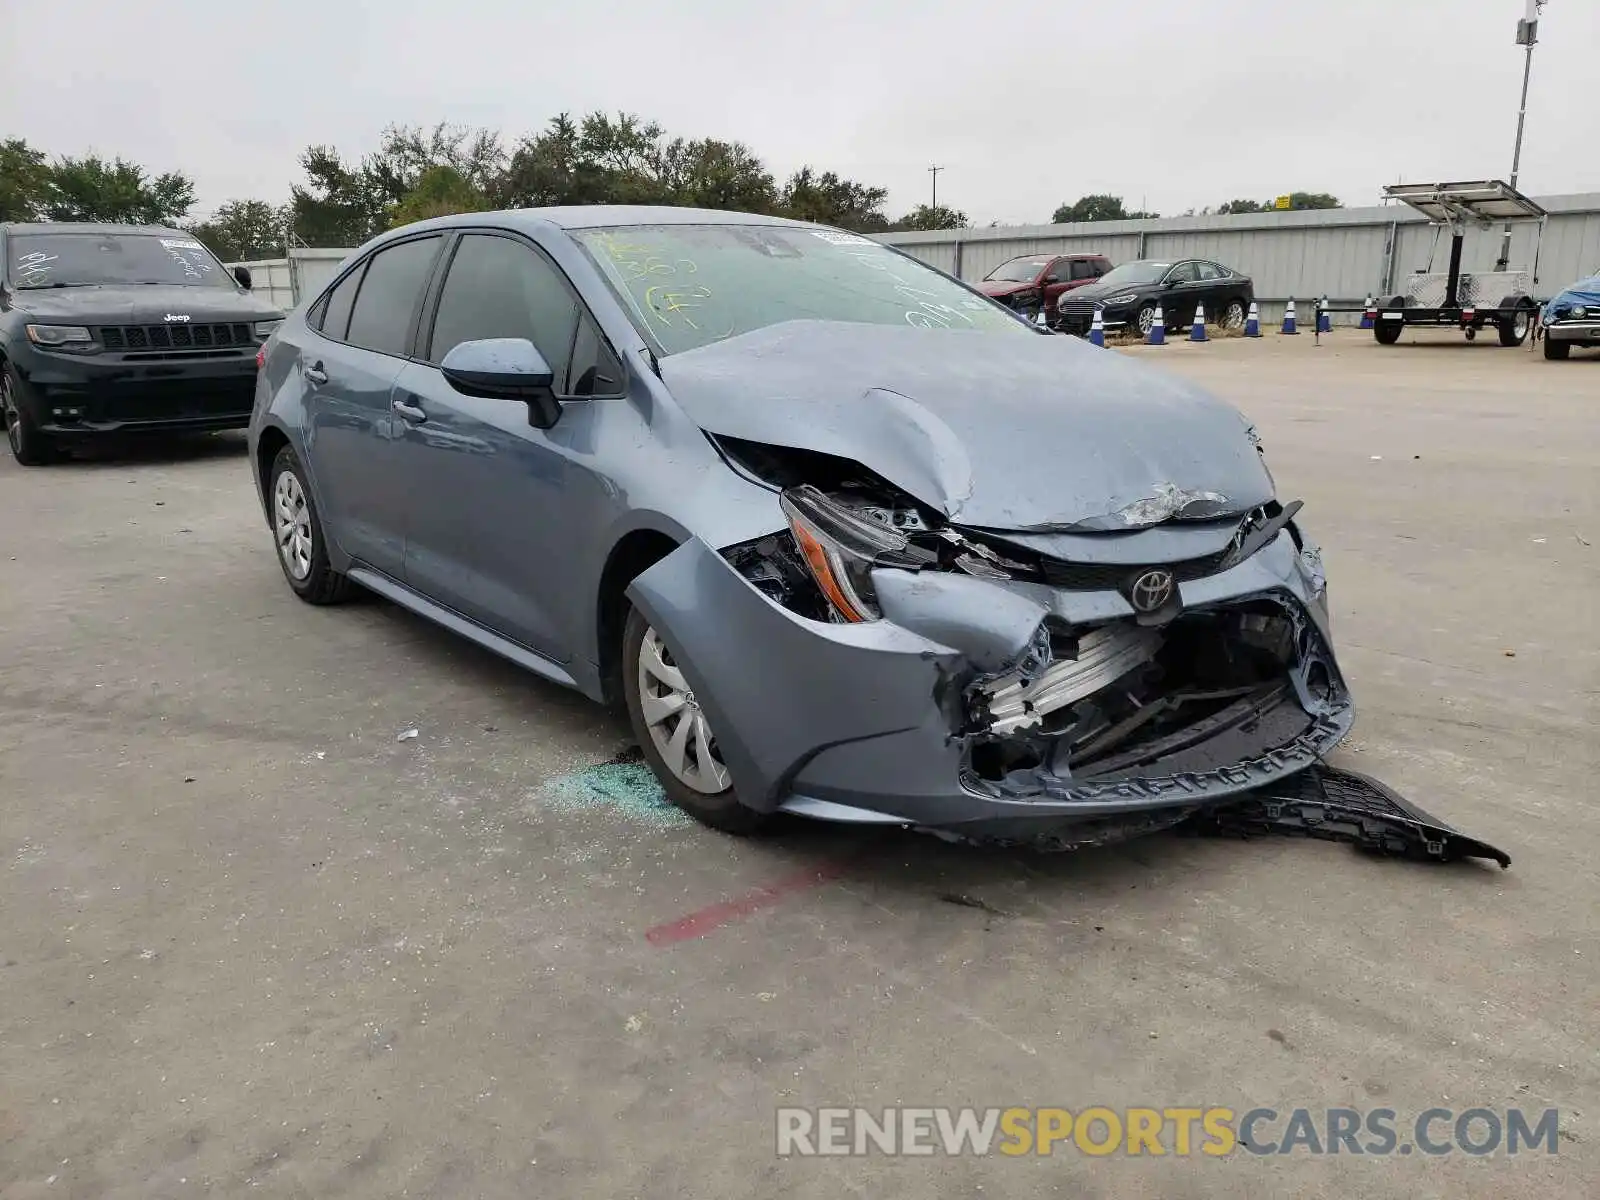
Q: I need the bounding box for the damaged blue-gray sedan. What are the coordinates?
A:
[249,207,1349,839]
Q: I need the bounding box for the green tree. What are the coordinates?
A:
[1051,194,1158,223]
[655,137,777,213]
[387,165,489,228]
[188,199,290,261]
[1217,198,1268,214]
[290,145,382,247]
[41,154,194,225]
[0,139,50,222]
[893,203,967,231]
[1284,191,1341,210]
[777,167,888,230]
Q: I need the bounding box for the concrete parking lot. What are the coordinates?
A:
[2,331,1595,1199]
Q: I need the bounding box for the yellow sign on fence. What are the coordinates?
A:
[1274,195,1293,210]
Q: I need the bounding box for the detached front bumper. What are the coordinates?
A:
[627,529,1352,836]
[13,347,257,435]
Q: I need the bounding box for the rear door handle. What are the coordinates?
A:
[304,362,328,385]
[392,397,427,424]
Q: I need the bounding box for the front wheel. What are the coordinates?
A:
[2,363,59,466]
[622,607,767,834]
[1544,335,1570,360]
[1135,303,1159,338]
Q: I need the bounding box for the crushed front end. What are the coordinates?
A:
[626,449,1351,839]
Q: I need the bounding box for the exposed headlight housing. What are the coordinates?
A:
[25,324,96,349]
[253,319,284,339]
[780,485,933,622]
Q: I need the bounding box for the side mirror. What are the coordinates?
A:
[440,337,562,429]
[233,265,253,290]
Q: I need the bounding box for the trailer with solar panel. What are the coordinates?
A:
[1373,180,1545,347]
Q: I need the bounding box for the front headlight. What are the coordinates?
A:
[1571,305,1589,320]
[780,485,930,623]
[25,324,95,348]
[253,319,284,339]
[1102,293,1139,306]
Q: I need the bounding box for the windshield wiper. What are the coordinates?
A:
[15,281,102,290]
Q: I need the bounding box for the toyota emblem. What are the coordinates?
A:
[1128,569,1176,613]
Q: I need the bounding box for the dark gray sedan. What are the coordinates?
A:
[249,207,1348,837]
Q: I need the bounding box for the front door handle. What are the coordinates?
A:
[392,398,427,424]
[304,361,328,385]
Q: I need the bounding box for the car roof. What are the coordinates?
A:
[401,205,823,235]
[1,222,193,238]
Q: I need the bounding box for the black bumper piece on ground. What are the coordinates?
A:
[1185,764,1511,868]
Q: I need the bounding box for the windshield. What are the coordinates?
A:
[984,256,1050,283]
[575,224,1026,354]
[7,233,236,290]
[1094,261,1170,288]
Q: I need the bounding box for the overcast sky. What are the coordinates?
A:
[3,0,1594,225]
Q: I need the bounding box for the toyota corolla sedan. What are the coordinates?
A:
[249,207,1347,838]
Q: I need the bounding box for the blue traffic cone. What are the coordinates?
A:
[1316,297,1332,334]
[1088,306,1105,347]
[1147,304,1165,345]
[1189,302,1208,342]
[1281,299,1299,335]
[1359,295,1375,329]
[1244,300,1262,337]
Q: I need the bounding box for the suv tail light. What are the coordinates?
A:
[255,346,266,370]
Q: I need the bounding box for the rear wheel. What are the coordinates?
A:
[622,607,767,834]
[268,444,354,604]
[2,363,59,466]
[1544,335,1570,360]
[1374,320,1403,345]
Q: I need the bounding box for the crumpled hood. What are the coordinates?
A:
[1543,274,1600,318]
[658,320,1275,532]
[9,283,281,324]
[977,279,1034,297]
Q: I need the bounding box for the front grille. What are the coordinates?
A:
[1036,547,1235,591]
[99,323,253,353]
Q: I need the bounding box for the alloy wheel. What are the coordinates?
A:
[1137,306,1156,336]
[637,625,730,794]
[1223,300,1247,330]
[2,374,19,456]
[273,469,314,581]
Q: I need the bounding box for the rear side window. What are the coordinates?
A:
[1071,260,1099,280]
[427,233,578,387]
[345,236,441,356]
[1196,262,1224,281]
[316,264,365,340]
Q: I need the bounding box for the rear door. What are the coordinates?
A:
[300,234,443,577]
[1194,260,1229,316]
[391,230,627,659]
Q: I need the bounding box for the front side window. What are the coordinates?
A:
[577,224,1026,355]
[344,236,441,356]
[8,233,235,289]
[1165,262,1200,284]
[428,234,578,386]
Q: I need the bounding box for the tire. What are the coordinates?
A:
[1135,303,1159,338]
[1544,336,1570,360]
[1497,299,1533,347]
[621,606,768,835]
[1374,320,1402,345]
[1220,298,1248,331]
[2,362,60,466]
[267,444,354,604]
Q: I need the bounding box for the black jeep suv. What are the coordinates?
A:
[0,223,285,465]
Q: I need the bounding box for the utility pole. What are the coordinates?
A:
[929,165,943,216]
[1498,0,1545,269]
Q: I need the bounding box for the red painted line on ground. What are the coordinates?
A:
[644,860,846,946]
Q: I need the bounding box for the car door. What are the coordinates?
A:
[300,234,443,577]
[1194,260,1229,317]
[390,230,626,660]
[1039,258,1069,307]
[1162,261,1203,324]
